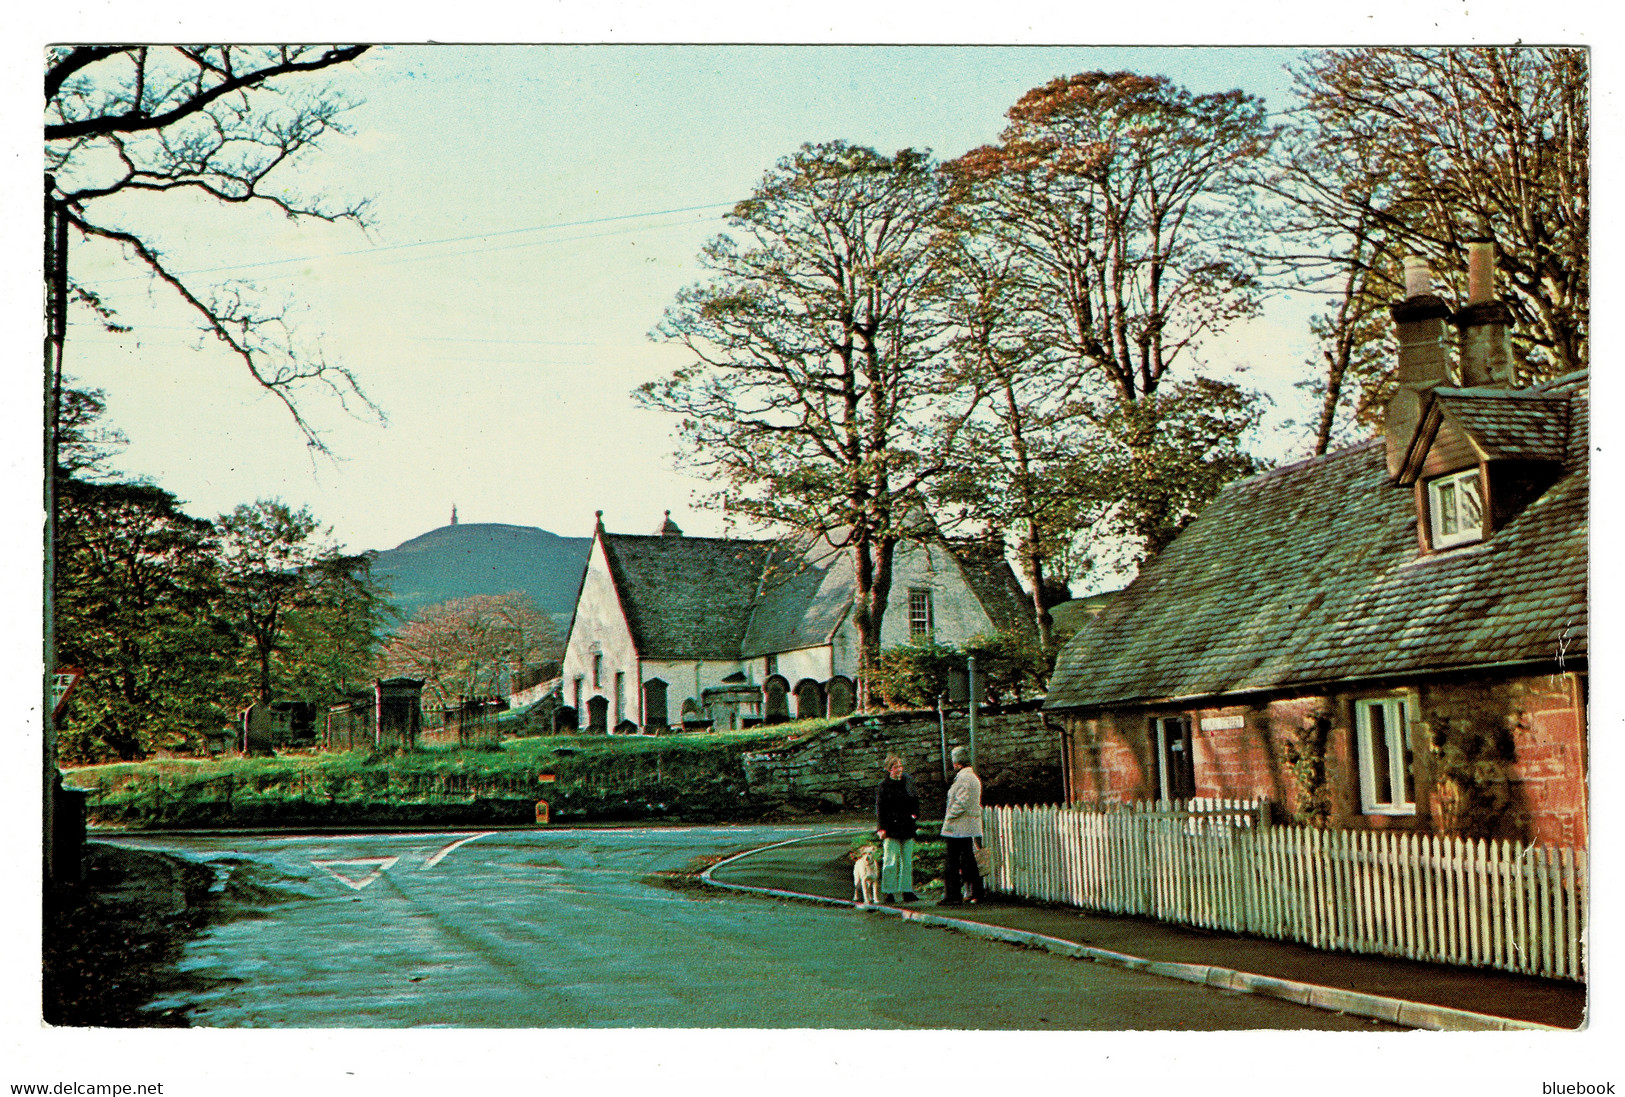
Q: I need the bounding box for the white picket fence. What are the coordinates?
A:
[981,800,1587,982]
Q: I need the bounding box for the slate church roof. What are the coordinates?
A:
[599,534,777,661]
[1045,372,1588,712]
[596,528,1034,663]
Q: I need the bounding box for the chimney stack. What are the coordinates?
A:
[1453,236,1515,388]
[1383,257,1453,478]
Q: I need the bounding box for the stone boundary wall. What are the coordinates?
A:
[742,704,1066,817]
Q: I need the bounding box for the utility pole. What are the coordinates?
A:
[43,175,67,888]
[967,653,978,769]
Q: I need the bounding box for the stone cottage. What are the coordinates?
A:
[560,511,1032,732]
[1045,244,1588,848]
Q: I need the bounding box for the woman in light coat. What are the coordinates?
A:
[939,745,984,905]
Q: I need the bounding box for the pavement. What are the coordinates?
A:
[705,827,1588,1032]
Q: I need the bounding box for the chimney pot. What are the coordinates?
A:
[1453,235,1515,388]
[1467,240,1496,304]
[1403,256,1434,298]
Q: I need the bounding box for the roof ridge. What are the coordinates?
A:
[1240,437,1383,488]
[602,531,775,548]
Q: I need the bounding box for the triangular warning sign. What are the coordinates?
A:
[311,856,400,890]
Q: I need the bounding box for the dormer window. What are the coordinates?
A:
[1427,467,1484,549]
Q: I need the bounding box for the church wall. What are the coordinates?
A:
[767,646,833,687]
[642,658,748,722]
[877,541,997,649]
[560,537,640,730]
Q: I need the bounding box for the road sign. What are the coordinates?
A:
[51,667,84,718]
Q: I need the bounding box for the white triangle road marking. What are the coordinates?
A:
[311,856,400,890]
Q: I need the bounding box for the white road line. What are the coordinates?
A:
[423,831,495,869]
[311,856,400,890]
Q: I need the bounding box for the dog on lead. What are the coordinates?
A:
[852,844,882,905]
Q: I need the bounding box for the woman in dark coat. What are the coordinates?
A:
[875,754,920,903]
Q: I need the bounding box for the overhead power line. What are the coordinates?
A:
[77,199,739,284]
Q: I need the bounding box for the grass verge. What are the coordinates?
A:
[67,720,847,830]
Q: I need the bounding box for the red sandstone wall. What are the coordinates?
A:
[1061,671,1587,847]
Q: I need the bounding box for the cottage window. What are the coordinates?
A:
[572,676,583,717]
[592,652,603,690]
[909,589,934,639]
[1355,698,1415,815]
[765,653,779,677]
[1427,467,1484,549]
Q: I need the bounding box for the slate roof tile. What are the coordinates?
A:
[1046,377,1588,711]
[602,530,1035,662]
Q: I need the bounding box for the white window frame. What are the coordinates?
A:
[908,588,934,640]
[1427,467,1485,549]
[1355,697,1416,816]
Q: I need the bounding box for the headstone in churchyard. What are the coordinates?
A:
[242,701,275,755]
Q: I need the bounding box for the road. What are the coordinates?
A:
[111,826,1393,1029]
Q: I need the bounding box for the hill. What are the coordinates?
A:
[368,522,591,624]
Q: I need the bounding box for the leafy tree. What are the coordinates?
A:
[928,216,1098,650]
[45,45,378,452]
[55,479,236,761]
[1091,378,1265,557]
[948,72,1277,408]
[54,383,128,479]
[378,593,561,713]
[940,72,1274,566]
[643,142,969,707]
[277,551,393,707]
[1270,46,1588,435]
[214,499,382,706]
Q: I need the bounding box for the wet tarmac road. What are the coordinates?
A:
[111,826,1395,1029]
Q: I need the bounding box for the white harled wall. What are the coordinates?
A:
[560,536,639,729]
[641,658,750,722]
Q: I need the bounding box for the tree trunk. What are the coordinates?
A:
[1024,524,1053,653]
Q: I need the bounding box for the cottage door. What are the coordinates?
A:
[1153,716,1197,803]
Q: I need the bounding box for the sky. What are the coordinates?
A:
[49,44,1323,556]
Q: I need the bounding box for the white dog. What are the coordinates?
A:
[852,844,882,905]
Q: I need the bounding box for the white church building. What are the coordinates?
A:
[559,511,1033,732]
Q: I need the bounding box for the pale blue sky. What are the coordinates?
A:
[55,45,1320,555]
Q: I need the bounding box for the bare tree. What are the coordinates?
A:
[45,45,380,452]
[1274,47,1588,393]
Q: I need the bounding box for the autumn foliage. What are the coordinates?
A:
[378,593,562,713]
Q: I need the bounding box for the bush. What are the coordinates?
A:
[869,630,1046,709]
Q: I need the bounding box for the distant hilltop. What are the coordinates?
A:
[368,522,592,624]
